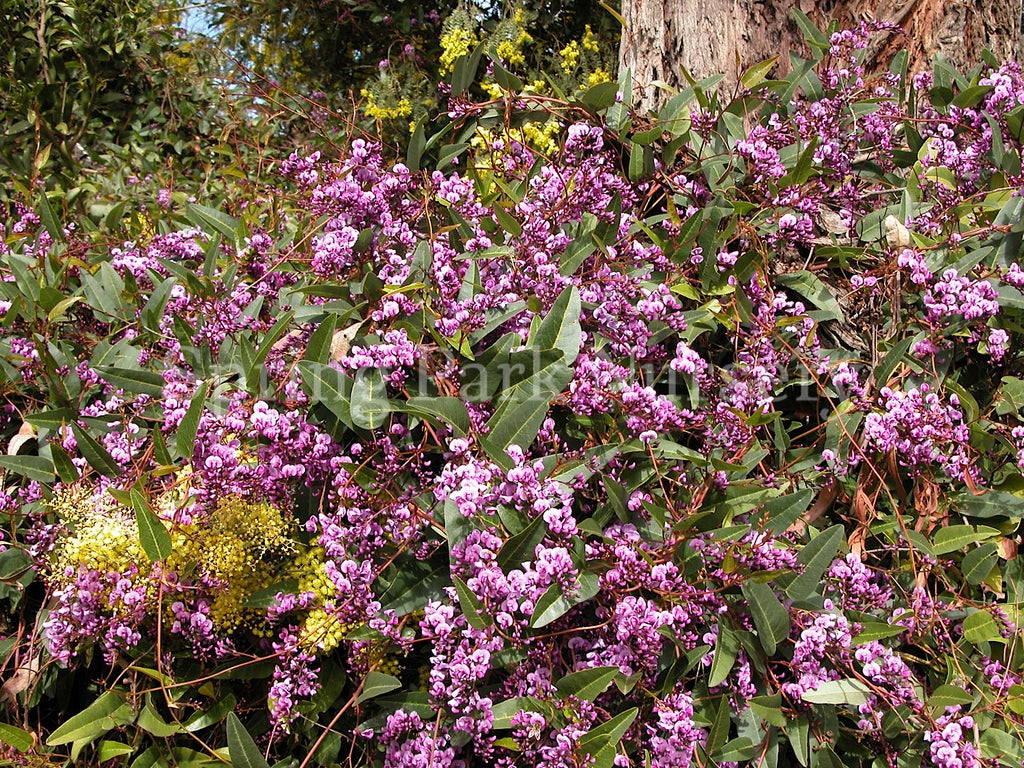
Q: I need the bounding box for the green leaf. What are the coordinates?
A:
[800,678,872,706]
[397,397,470,438]
[529,286,582,365]
[761,489,815,534]
[995,376,1024,416]
[706,694,731,754]
[303,315,339,363]
[48,438,76,481]
[579,81,619,112]
[381,559,448,614]
[186,203,242,244]
[241,580,299,609]
[94,367,166,397]
[852,621,905,645]
[774,270,840,321]
[38,192,65,244]
[350,367,391,430]
[786,525,844,600]
[97,740,134,762]
[47,295,83,323]
[489,57,523,92]
[962,609,1002,644]
[0,548,31,580]
[927,684,974,710]
[577,708,638,768]
[530,571,599,628]
[25,408,75,431]
[138,698,183,737]
[962,542,999,585]
[183,693,237,732]
[482,353,572,467]
[407,120,427,172]
[297,361,354,427]
[872,336,914,389]
[740,57,779,89]
[791,8,829,50]
[246,310,295,392]
[715,737,757,763]
[741,580,791,655]
[175,381,209,460]
[454,576,489,630]
[497,514,547,571]
[932,525,985,555]
[981,726,1024,766]
[356,671,402,705]
[0,455,54,482]
[778,137,820,187]
[0,724,34,752]
[142,277,178,333]
[708,621,739,687]
[749,693,787,727]
[131,488,172,561]
[553,666,619,702]
[71,423,121,477]
[787,714,811,767]
[957,490,1024,519]
[47,691,136,746]
[225,712,270,768]
[490,697,545,729]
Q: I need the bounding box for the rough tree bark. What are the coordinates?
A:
[619,0,1024,112]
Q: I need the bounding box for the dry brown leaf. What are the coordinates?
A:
[884,214,911,248]
[998,538,1018,560]
[330,321,364,362]
[7,422,36,456]
[0,654,39,703]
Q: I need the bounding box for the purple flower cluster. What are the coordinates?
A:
[861,384,973,480]
[924,708,980,768]
[45,565,147,665]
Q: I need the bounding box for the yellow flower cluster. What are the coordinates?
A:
[587,69,612,86]
[582,25,601,53]
[439,27,478,74]
[493,8,533,68]
[361,90,413,121]
[173,496,294,633]
[522,121,563,155]
[559,41,581,73]
[288,547,354,653]
[47,487,146,582]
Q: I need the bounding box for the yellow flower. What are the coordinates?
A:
[559,41,580,73]
[47,487,146,582]
[587,68,612,86]
[440,28,478,74]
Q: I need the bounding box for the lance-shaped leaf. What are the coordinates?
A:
[553,666,619,702]
[350,367,391,430]
[577,708,638,768]
[175,381,209,461]
[225,712,270,768]
[741,579,791,655]
[71,423,120,477]
[356,671,402,705]
[297,361,354,428]
[529,286,582,365]
[786,525,844,601]
[482,351,571,467]
[131,487,172,561]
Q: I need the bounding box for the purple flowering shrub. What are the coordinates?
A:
[4,19,1024,768]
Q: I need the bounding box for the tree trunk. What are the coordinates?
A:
[619,0,1024,113]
